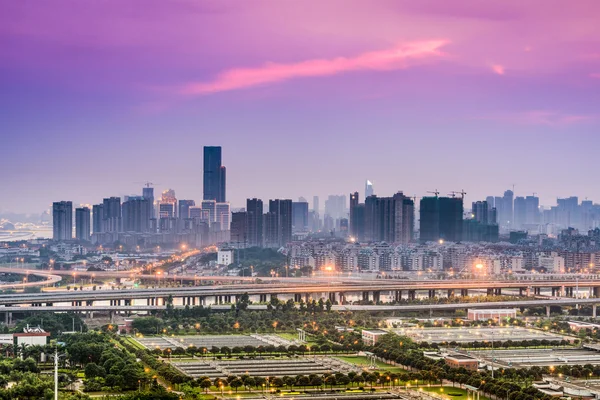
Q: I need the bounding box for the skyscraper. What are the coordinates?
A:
[122,196,151,232]
[419,197,440,242]
[231,211,247,246]
[215,202,231,230]
[365,180,374,198]
[291,201,309,233]
[525,195,540,225]
[313,196,320,214]
[92,204,104,234]
[142,185,154,219]
[102,197,122,232]
[75,207,90,241]
[265,199,292,248]
[502,190,514,228]
[201,200,217,224]
[513,196,526,229]
[178,200,195,220]
[53,201,73,241]
[472,201,489,224]
[438,197,463,242]
[246,198,263,247]
[203,146,226,202]
[362,192,413,243]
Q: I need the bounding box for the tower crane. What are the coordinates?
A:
[427,189,440,197]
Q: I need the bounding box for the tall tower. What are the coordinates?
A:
[52,201,73,241]
[142,184,155,219]
[365,180,374,198]
[246,198,264,247]
[203,146,226,202]
[75,207,91,241]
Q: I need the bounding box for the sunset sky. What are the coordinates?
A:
[2,1,599,214]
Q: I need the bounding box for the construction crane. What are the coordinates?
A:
[427,189,440,197]
[134,181,157,188]
[450,190,467,199]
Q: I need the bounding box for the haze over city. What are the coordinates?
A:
[2,1,600,215]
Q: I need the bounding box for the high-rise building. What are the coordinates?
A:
[291,201,309,233]
[439,197,463,242]
[365,180,374,198]
[265,199,292,248]
[52,201,73,241]
[513,196,526,229]
[325,195,347,220]
[201,200,217,224]
[102,197,122,232]
[362,192,413,243]
[502,190,514,228]
[92,204,104,234]
[178,200,195,220]
[472,201,489,224]
[203,146,226,202]
[246,198,263,247]
[419,197,440,242]
[230,211,247,246]
[159,203,175,218]
[75,207,90,241]
[419,196,463,242]
[525,195,540,225]
[142,185,155,219]
[215,202,231,230]
[122,196,151,232]
[313,196,320,214]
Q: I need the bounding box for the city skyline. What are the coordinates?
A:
[2,1,600,214]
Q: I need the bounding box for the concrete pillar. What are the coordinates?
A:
[408,290,416,301]
[339,292,346,304]
[593,304,597,319]
[546,305,551,318]
[429,290,436,299]
[461,289,469,297]
[109,311,114,323]
[373,291,380,303]
[328,292,336,303]
[362,291,370,302]
[494,288,502,296]
[486,288,494,296]
[594,287,600,298]
[395,290,402,302]
[294,293,302,302]
[447,289,455,298]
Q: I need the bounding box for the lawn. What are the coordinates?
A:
[334,356,405,373]
[420,386,490,400]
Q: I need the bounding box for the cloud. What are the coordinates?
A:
[591,73,600,78]
[476,110,595,126]
[178,40,448,95]
[491,64,505,75]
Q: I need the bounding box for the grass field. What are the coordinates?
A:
[420,386,490,400]
[334,356,405,373]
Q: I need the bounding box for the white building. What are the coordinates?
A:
[14,326,50,347]
[217,249,234,266]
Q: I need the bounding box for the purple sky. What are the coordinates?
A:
[2,0,600,214]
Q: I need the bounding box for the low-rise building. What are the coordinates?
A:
[444,354,479,371]
[467,308,517,321]
[361,329,388,345]
[14,326,50,347]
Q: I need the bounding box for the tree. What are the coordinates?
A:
[200,378,212,393]
[230,378,244,392]
[84,363,106,379]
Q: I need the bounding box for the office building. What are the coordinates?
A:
[75,207,90,241]
[122,196,151,232]
[178,200,195,220]
[203,146,226,202]
[525,195,540,225]
[52,201,73,241]
[502,190,514,228]
[472,201,489,224]
[201,200,217,224]
[102,197,122,232]
[160,189,177,218]
[215,202,231,230]
[313,196,320,214]
[265,199,292,248]
[292,201,309,233]
[362,192,413,243]
[246,198,263,247]
[419,197,440,242]
[92,204,104,234]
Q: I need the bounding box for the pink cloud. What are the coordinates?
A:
[491,64,505,75]
[591,73,600,78]
[178,40,448,95]
[476,110,595,126]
